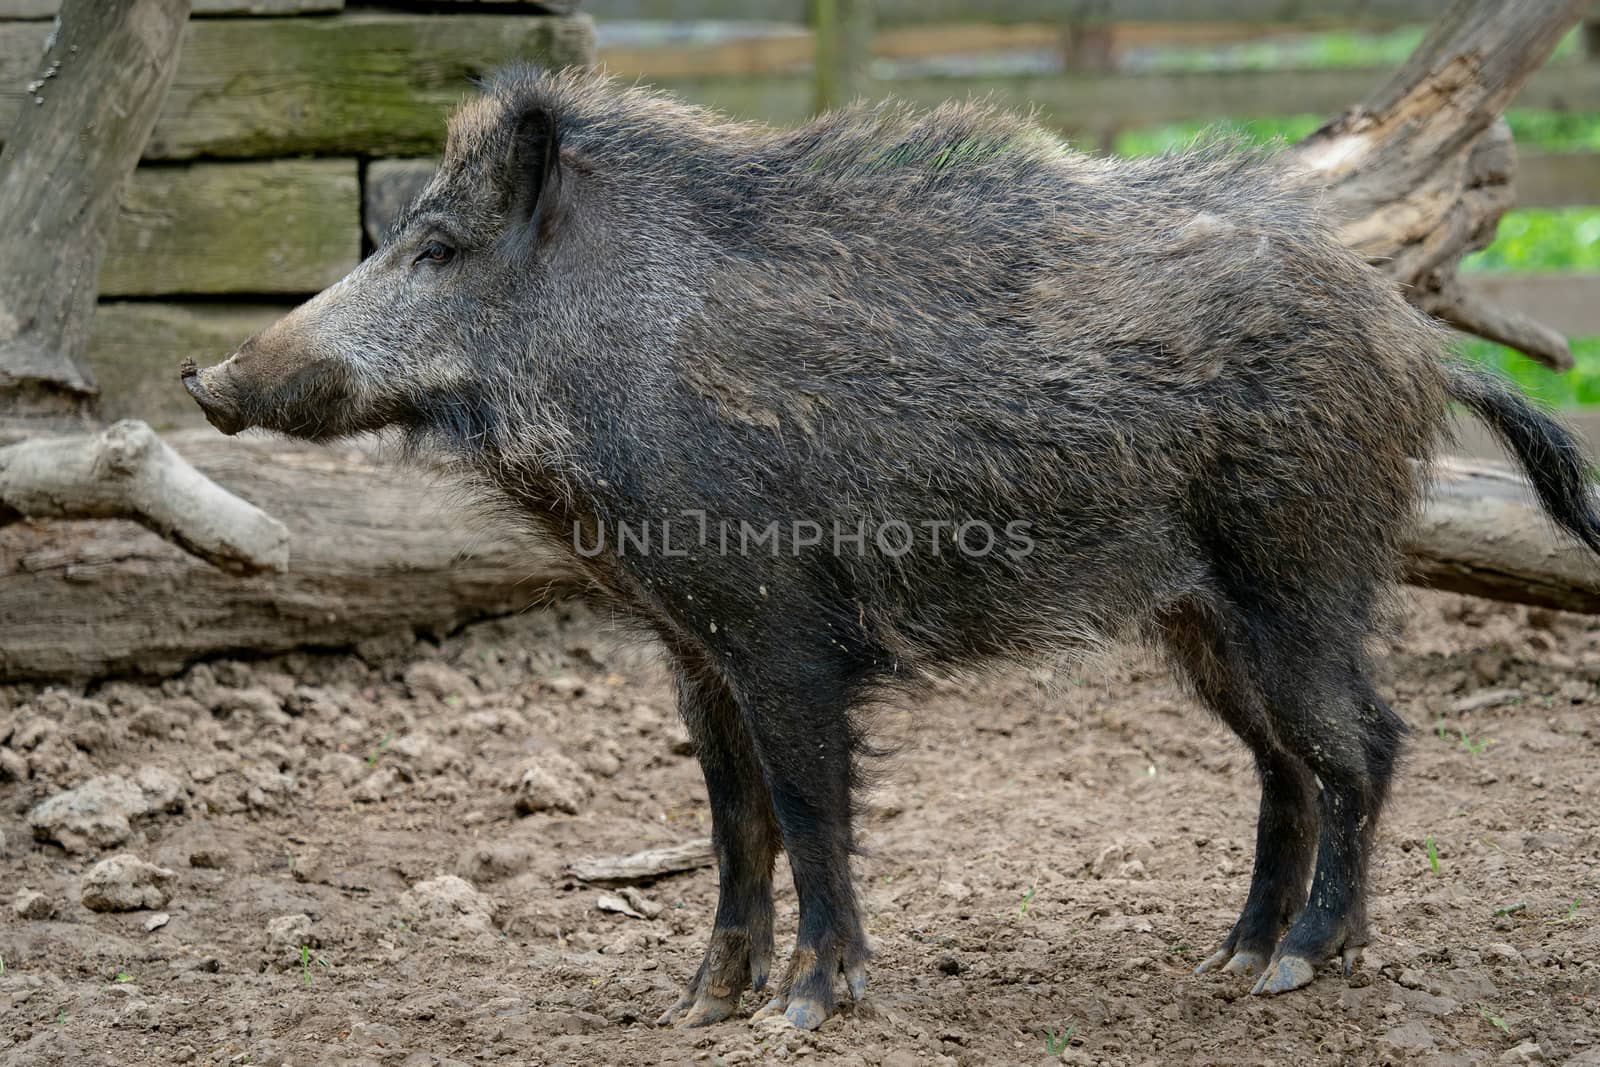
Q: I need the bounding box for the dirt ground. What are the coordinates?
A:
[2,588,1598,1066]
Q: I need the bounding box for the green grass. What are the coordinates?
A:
[1043,1022,1078,1055]
[1457,728,1496,756]
[364,730,395,767]
[1113,112,1600,159]
[1135,24,1584,76]
[1549,897,1584,925]
[300,945,329,988]
[1479,1006,1512,1036]
[1137,25,1429,74]
[1018,885,1036,917]
[1505,110,1600,153]
[1458,337,1600,408]
[1463,208,1600,273]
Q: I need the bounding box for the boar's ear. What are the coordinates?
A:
[506,105,562,238]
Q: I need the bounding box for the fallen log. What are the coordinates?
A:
[1,435,1596,682]
[1407,457,1600,614]
[0,431,576,682]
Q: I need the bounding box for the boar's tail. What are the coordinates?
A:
[1444,363,1600,556]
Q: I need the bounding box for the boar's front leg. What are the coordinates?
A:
[740,659,870,1031]
[658,657,780,1028]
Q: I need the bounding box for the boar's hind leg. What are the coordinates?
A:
[657,658,781,1028]
[1158,603,1320,981]
[1163,593,1405,995]
[1252,664,1404,996]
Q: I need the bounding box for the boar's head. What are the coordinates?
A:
[181,75,575,444]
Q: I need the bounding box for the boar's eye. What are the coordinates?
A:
[412,240,455,267]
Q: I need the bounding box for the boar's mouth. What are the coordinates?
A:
[182,354,381,441]
[180,358,249,436]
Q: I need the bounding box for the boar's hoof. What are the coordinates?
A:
[749,996,786,1023]
[658,925,771,1028]
[751,995,828,1032]
[662,992,740,1029]
[1194,944,1268,977]
[1249,954,1317,995]
[1221,950,1269,977]
[845,960,867,1002]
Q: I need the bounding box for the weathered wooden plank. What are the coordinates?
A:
[1461,274,1600,339]
[1517,151,1600,208]
[103,160,359,297]
[386,0,581,10]
[365,159,438,245]
[638,62,1600,130]
[87,302,287,429]
[599,31,812,80]
[585,0,1598,26]
[0,14,596,160]
[0,0,342,14]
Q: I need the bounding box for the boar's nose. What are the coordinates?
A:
[179,357,248,436]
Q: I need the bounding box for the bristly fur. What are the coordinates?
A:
[438,68,1454,671]
[191,65,1600,1024]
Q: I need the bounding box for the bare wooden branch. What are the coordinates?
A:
[1425,283,1574,372]
[0,0,191,427]
[0,421,288,575]
[1284,0,1586,366]
[565,840,717,885]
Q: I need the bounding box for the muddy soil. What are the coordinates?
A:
[2,590,1598,1066]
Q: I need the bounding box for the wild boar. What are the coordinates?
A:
[182,67,1600,1030]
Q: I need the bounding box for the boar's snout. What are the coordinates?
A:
[180,356,249,436]
[181,316,358,440]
